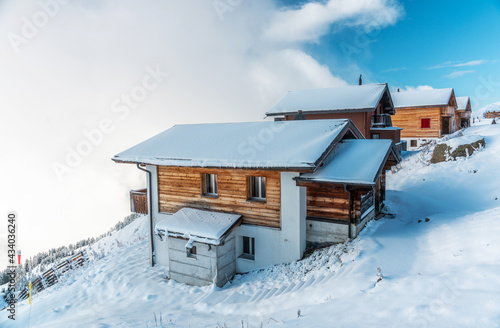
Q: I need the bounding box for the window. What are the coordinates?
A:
[410,140,418,148]
[186,246,197,258]
[240,236,255,260]
[249,176,266,200]
[371,133,380,139]
[421,118,431,129]
[203,173,218,196]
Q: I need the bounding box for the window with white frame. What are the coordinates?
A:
[249,176,266,200]
[203,173,218,196]
[240,236,255,260]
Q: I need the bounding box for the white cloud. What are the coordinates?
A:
[444,70,475,79]
[264,0,402,43]
[392,85,434,92]
[428,60,488,69]
[382,67,406,72]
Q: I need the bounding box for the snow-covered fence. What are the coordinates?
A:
[16,251,88,302]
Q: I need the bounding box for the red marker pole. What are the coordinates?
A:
[17,250,21,266]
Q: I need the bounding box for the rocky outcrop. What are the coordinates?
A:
[431,137,485,164]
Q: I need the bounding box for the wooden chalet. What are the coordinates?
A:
[113,119,400,287]
[456,96,472,129]
[265,83,403,152]
[484,111,500,119]
[391,88,458,149]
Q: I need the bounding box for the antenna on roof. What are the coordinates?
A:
[359,74,362,85]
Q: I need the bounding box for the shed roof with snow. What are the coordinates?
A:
[295,139,398,186]
[155,208,242,246]
[265,83,394,116]
[456,96,471,111]
[391,88,456,109]
[113,120,363,171]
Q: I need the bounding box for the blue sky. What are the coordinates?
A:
[304,0,500,110]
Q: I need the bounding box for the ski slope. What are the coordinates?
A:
[2,122,500,327]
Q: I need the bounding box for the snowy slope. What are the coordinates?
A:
[2,124,500,327]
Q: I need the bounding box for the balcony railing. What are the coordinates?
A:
[371,114,392,128]
[130,188,148,214]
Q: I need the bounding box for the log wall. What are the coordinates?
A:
[157,166,281,228]
[305,184,350,221]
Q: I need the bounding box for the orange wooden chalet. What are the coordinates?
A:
[391,88,458,150]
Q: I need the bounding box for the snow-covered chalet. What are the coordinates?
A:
[113,119,400,287]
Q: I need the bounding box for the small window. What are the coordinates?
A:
[372,133,380,139]
[203,173,218,196]
[240,236,255,260]
[249,176,266,200]
[187,246,197,258]
[410,140,418,148]
[421,118,431,129]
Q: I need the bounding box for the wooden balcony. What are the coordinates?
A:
[441,106,455,117]
[371,114,393,128]
[130,188,148,214]
[458,111,471,119]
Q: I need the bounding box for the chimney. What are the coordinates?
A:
[359,74,362,85]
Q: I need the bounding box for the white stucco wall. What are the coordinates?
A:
[235,172,306,273]
[402,137,438,151]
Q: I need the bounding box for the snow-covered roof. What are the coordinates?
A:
[296,139,394,186]
[456,96,471,111]
[155,208,242,245]
[113,120,360,170]
[391,88,454,108]
[266,83,390,116]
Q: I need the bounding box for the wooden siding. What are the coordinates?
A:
[392,107,442,138]
[130,188,148,214]
[157,166,281,228]
[305,180,384,224]
[285,112,372,138]
[370,128,401,143]
[306,184,350,221]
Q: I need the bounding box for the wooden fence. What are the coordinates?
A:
[16,251,88,302]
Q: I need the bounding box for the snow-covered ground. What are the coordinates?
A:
[2,122,500,327]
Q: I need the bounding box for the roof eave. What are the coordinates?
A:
[112,157,316,173]
[265,107,376,117]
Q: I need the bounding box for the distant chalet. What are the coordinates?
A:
[265,83,403,152]
[113,119,400,287]
[391,88,459,149]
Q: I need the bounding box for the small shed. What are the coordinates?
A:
[155,208,242,287]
